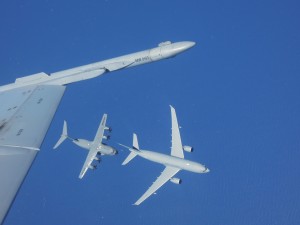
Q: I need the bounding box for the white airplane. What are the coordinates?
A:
[53,114,117,179]
[0,40,195,223]
[120,106,209,205]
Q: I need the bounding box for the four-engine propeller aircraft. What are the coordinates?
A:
[0,40,195,223]
[120,106,209,205]
[53,114,117,179]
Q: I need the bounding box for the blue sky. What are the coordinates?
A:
[1,0,300,224]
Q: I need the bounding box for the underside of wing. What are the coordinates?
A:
[170,106,184,158]
[79,147,99,179]
[0,85,66,223]
[134,166,180,205]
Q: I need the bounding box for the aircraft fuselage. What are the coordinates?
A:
[137,149,209,173]
[72,138,117,155]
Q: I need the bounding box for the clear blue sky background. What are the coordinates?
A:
[1,0,300,224]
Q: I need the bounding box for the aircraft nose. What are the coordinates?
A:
[161,41,196,58]
[183,41,196,49]
[172,41,196,54]
[204,167,210,173]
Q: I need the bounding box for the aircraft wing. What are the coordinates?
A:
[78,146,99,179]
[0,85,66,223]
[92,114,107,146]
[134,166,180,205]
[78,114,107,179]
[170,105,184,158]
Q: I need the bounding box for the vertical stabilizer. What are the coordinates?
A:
[53,121,68,149]
[133,133,139,150]
[121,133,140,165]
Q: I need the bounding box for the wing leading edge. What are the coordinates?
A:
[0,85,66,224]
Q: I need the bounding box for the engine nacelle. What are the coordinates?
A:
[103,135,110,140]
[105,126,112,132]
[93,156,100,162]
[170,177,182,184]
[183,145,193,152]
[89,165,97,170]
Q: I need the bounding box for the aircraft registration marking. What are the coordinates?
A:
[135,56,151,63]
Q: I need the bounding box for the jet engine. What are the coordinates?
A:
[103,135,110,140]
[170,177,182,184]
[183,145,193,152]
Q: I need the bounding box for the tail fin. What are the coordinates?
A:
[53,121,68,149]
[120,133,140,165]
[133,133,139,150]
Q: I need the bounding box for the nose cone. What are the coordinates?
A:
[204,167,210,173]
[109,146,118,155]
[111,147,118,155]
[160,41,196,58]
[171,41,196,54]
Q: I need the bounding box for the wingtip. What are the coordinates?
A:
[169,105,175,111]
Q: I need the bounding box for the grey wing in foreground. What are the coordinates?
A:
[134,166,180,205]
[170,105,184,158]
[0,85,66,224]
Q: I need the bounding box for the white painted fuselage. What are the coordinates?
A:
[72,138,117,156]
[136,149,209,173]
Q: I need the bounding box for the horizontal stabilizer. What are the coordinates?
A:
[122,151,137,165]
[53,121,68,149]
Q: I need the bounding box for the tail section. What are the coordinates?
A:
[122,151,138,165]
[120,133,140,165]
[133,133,139,150]
[53,120,68,149]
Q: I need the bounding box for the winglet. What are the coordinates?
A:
[53,120,68,149]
